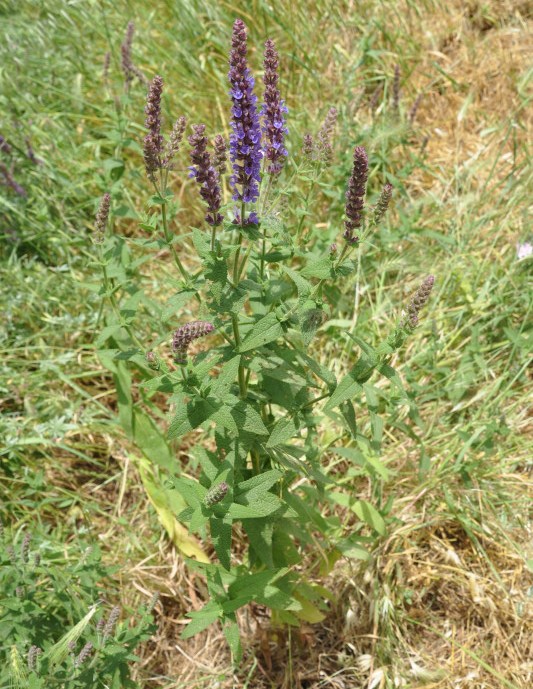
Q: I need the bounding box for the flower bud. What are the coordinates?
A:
[204,482,229,507]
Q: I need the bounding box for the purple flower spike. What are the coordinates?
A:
[143,76,164,180]
[316,107,338,164]
[164,115,187,168]
[403,275,435,329]
[302,133,314,158]
[213,134,228,177]
[172,321,215,365]
[0,135,12,155]
[343,146,368,244]
[121,21,135,88]
[228,19,263,218]
[189,124,223,227]
[0,162,26,198]
[261,39,288,176]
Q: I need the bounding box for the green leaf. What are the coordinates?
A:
[96,323,123,346]
[266,416,299,448]
[181,602,222,639]
[324,371,363,412]
[238,313,284,352]
[298,306,326,347]
[228,568,289,601]
[215,395,268,436]
[331,446,390,480]
[168,397,218,439]
[283,266,311,302]
[171,476,206,508]
[243,519,274,567]
[210,515,233,570]
[352,500,386,535]
[114,361,133,438]
[340,400,357,439]
[162,290,197,323]
[235,469,283,499]
[301,256,333,279]
[132,410,175,471]
[209,355,241,397]
[228,493,283,519]
[336,537,370,561]
[222,617,242,662]
[324,355,377,412]
[140,373,182,394]
[192,227,212,260]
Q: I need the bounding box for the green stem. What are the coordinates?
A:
[100,249,144,352]
[231,200,248,398]
[259,176,274,280]
[295,164,319,243]
[231,314,246,398]
[161,202,189,283]
[251,447,261,475]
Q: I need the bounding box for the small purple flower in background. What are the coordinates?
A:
[172,321,215,364]
[163,115,187,168]
[103,606,120,642]
[228,19,262,220]
[103,51,111,84]
[369,84,383,114]
[213,134,227,177]
[408,93,422,125]
[189,124,223,227]
[261,38,288,176]
[516,242,532,261]
[143,75,164,182]
[25,137,42,165]
[373,183,393,225]
[74,642,93,668]
[0,162,26,197]
[121,21,135,88]
[343,146,368,244]
[94,192,111,243]
[0,134,12,155]
[392,64,401,116]
[316,107,338,164]
[302,133,314,158]
[403,275,435,329]
[27,645,42,671]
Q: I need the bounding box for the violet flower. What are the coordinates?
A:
[373,183,393,225]
[0,135,12,155]
[408,93,422,125]
[189,124,223,227]
[164,115,187,168]
[172,321,215,364]
[343,146,368,244]
[403,275,435,329]
[143,75,164,181]
[228,19,262,221]
[74,642,93,668]
[95,193,111,233]
[0,162,26,197]
[316,107,337,164]
[213,134,227,177]
[121,21,135,88]
[392,64,400,116]
[302,133,314,158]
[261,39,288,176]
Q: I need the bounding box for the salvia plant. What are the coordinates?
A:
[94,19,435,660]
[0,523,156,688]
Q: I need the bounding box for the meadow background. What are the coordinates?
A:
[1,0,531,687]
